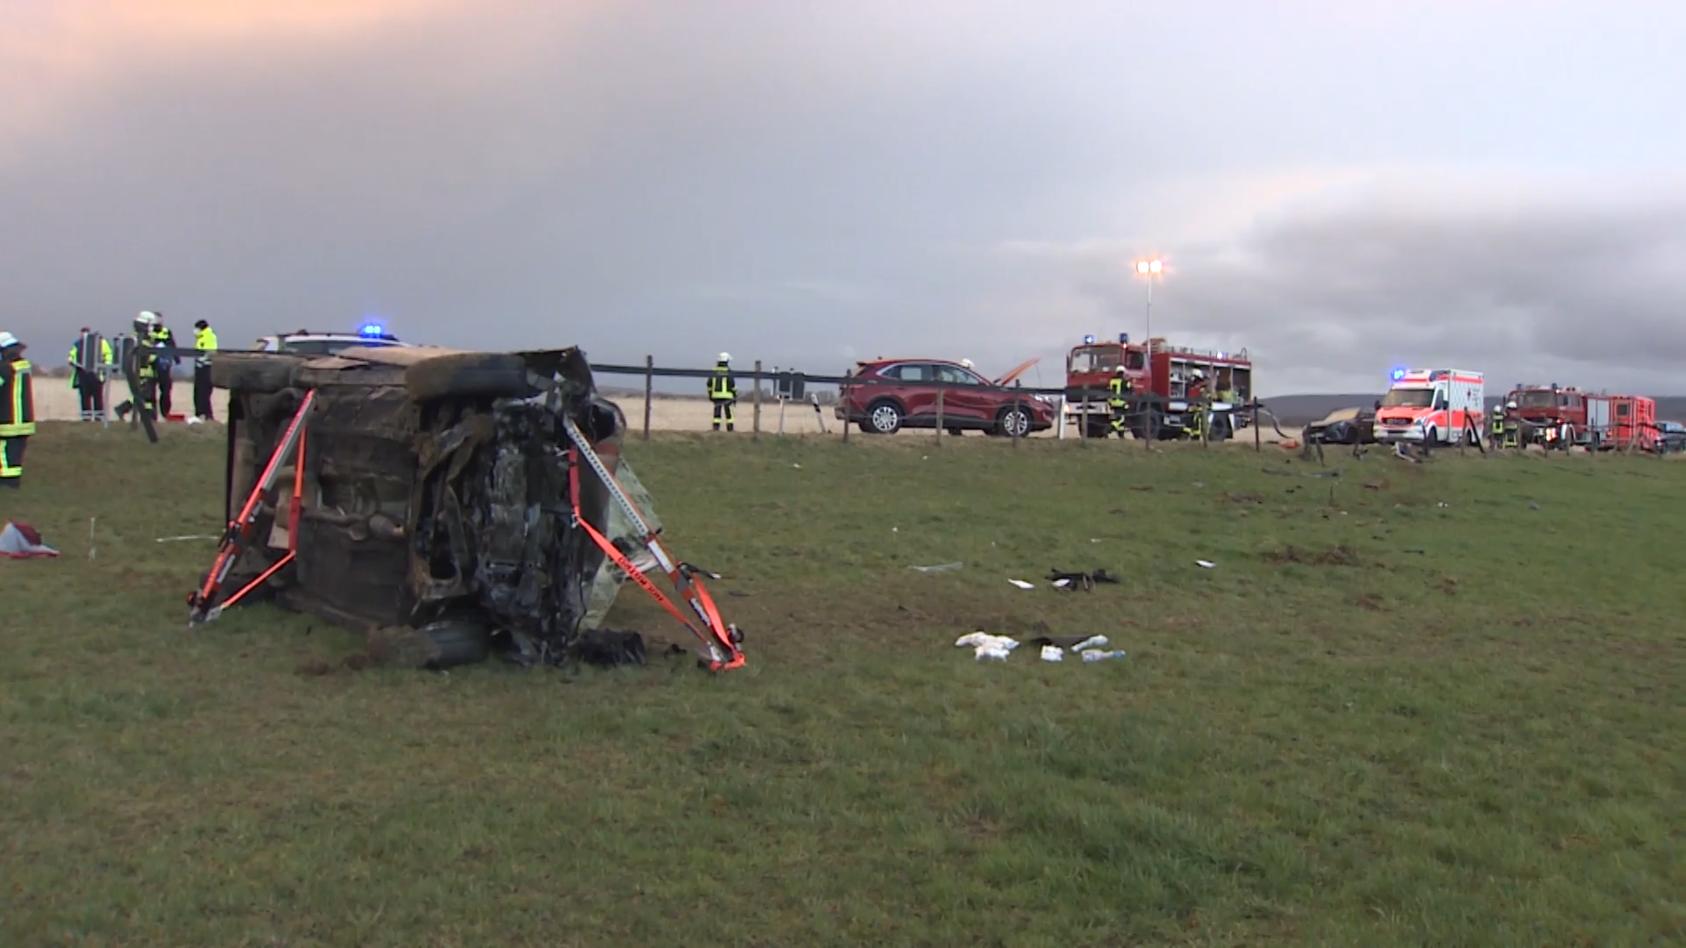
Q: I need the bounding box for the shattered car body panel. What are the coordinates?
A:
[210,346,702,667]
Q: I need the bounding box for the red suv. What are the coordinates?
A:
[837,358,1057,436]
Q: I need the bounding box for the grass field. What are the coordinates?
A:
[3,423,1682,946]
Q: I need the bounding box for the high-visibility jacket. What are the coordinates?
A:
[69,336,114,383]
[194,326,219,366]
[1107,375,1131,408]
[0,359,36,436]
[708,364,737,401]
[1490,416,1505,436]
[148,327,177,368]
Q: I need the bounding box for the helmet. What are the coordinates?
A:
[1191,369,1206,380]
[718,352,731,363]
[1506,401,1518,410]
[1492,405,1503,414]
[1114,365,1128,374]
[135,311,159,330]
[0,331,17,349]
[960,358,974,369]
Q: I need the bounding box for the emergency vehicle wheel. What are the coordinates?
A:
[865,400,903,434]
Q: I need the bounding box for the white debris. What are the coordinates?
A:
[956,631,1020,662]
[1040,645,1064,662]
[1070,635,1110,653]
[909,562,963,574]
[1081,649,1127,663]
[1007,579,1036,590]
[1195,560,1216,569]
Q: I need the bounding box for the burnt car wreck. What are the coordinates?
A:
[189,346,745,671]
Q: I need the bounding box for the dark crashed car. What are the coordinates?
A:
[1303,406,1377,445]
[205,346,734,669]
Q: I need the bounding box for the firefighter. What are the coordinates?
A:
[115,311,162,423]
[192,319,218,421]
[1186,369,1208,403]
[68,327,113,421]
[1489,404,1505,446]
[0,331,34,489]
[148,315,178,417]
[1502,400,1521,449]
[1107,365,1132,437]
[708,352,738,432]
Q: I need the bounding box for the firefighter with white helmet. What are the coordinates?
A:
[1503,399,1520,448]
[1107,364,1132,438]
[115,310,164,423]
[708,352,738,432]
[1490,403,1505,447]
[0,330,34,488]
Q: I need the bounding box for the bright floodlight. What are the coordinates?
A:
[1150,260,1163,273]
[1136,259,1163,275]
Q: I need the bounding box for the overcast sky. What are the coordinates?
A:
[4,0,1683,394]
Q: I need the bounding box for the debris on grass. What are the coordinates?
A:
[0,521,59,558]
[956,631,1020,662]
[1007,579,1036,590]
[155,534,220,543]
[1195,560,1216,569]
[1047,568,1121,590]
[1080,649,1127,663]
[1071,635,1109,652]
[1040,645,1064,662]
[909,562,963,574]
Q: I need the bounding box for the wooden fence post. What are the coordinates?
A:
[752,360,762,440]
[642,354,653,442]
[935,388,945,447]
[1252,399,1261,453]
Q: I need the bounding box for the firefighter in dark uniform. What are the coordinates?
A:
[0,331,35,489]
[1489,404,1506,448]
[68,327,113,421]
[116,311,162,423]
[709,352,738,432]
[1107,365,1132,437]
[1184,370,1209,441]
[1502,400,1521,449]
[148,316,178,417]
[192,319,218,421]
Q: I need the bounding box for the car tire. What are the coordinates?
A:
[211,353,297,393]
[996,405,1033,438]
[416,616,492,670]
[405,353,536,403]
[866,400,903,434]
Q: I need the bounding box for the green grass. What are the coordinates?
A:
[3,423,1682,946]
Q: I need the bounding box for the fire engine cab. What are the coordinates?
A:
[1507,384,1611,450]
[1374,368,1484,447]
[1064,334,1253,440]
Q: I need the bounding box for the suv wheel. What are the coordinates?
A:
[997,405,1032,438]
[867,400,903,434]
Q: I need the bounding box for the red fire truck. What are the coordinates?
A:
[1505,384,1612,449]
[1064,334,1253,439]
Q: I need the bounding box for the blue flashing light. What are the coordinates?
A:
[359,322,385,338]
[1390,367,1407,382]
[1118,332,1130,344]
[1083,334,1096,345]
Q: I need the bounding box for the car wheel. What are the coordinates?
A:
[416,616,492,670]
[405,353,536,403]
[866,400,903,434]
[996,405,1032,438]
[211,353,298,393]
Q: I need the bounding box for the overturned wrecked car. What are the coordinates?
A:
[189,346,745,671]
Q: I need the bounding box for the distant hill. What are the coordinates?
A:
[1262,393,1686,426]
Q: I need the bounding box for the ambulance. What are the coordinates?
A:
[1373,368,1485,447]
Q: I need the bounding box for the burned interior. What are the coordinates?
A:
[194,346,745,671]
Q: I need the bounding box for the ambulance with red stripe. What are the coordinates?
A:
[1374,368,1485,447]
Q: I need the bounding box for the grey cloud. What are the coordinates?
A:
[2,2,1684,396]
